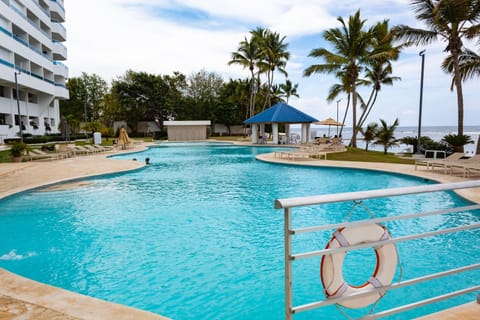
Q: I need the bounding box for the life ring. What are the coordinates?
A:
[320,223,397,309]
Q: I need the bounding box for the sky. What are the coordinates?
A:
[64,0,479,128]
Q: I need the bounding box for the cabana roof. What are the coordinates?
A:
[244,102,318,124]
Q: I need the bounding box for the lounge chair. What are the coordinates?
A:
[462,163,480,178]
[83,145,100,154]
[447,155,480,177]
[70,145,94,156]
[282,146,327,161]
[26,149,59,161]
[54,143,73,158]
[414,152,464,173]
[91,144,114,152]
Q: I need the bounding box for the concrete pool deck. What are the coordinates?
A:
[0,143,478,319]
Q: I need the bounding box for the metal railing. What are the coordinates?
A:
[275,180,480,319]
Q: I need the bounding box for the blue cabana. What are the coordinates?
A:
[244,102,318,144]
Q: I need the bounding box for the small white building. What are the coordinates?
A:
[164,121,211,141]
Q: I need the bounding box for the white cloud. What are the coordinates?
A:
[64,0,479,127]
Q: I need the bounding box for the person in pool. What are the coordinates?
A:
[145,157,150,165]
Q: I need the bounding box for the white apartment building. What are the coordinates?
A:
[0,0,68,141]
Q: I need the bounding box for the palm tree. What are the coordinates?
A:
[279,79,299,103]
[442,47,480,83]
[374,118,400,155]
[304,11,399,147]
[358,20,402,128]
[441,133,474,152]
[358,60,401,129]
[257,29,290,109]
[359,122,379,151]
[325,71,354,137]
[228,37,262,119]
[393,0,480,139]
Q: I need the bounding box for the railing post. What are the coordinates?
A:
[284,208,293,320]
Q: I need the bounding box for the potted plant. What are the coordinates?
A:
[9,142,29,162]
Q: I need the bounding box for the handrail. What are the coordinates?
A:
[275,180,480,208]
[276,180,480,320]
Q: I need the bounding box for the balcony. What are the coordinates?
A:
[51,21,66,41]
[49,0,65,22]
[53,60,68,78]
[52,41,67,60]
[54,83,69,99]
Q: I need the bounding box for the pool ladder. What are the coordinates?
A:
[275,180,480,319]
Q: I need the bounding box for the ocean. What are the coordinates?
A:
[297,125,480,154]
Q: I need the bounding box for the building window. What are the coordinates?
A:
[0,86,4,97]
[0,113,6,125]
[28,93,38,103]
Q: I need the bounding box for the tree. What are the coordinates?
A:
[357,20,402,128]
[228,36,262,119]
[81,121,105,137]
[184,70,224,121]
[60,73,108,123]
[257,29,290,109]
[374,118,400,154]
[393,0,480,140]
[230,28,290,117]
[441,133,474,152]
[304,11,399,147]
[279,79,299,103]
[216,79,248,133]
[359,122,378,151]
[112,70,174,134]
[442,47,480,83]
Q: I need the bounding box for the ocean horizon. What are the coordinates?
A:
[293,125,480,154]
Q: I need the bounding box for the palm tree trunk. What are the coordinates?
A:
[262,70,272,111]
[351,82,358,148]
[339,95,350,137]
[357,88,375,128]
[452,52,464,139]
[249,71,255,119]
[359,90,379,128]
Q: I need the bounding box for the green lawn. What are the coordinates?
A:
[0,150,11,163]
[327,147,414,164]
[210,137,415,165]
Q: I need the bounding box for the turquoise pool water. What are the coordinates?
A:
[0,143,478,319]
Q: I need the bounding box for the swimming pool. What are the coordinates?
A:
[0,143,478,319]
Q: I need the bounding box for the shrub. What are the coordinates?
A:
[9,142,29,158]
[441,134,474,152]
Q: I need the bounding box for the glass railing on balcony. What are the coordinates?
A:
[10,3,26,18]
[13,34,29,47]
[31,0,51,18]
[29,45,43,56]
[31,72,43,80]
[0,58,14,68]
[1,24,52,62]
[52,21,66,33]
[8,1,52,41]
[0,25,12,37]
[0,56,59,87]
[39,27,51,39]
[52,40,66,50]
[53,60,68,71]
[50,0,64,12]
